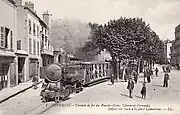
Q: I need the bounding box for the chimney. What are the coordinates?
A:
[43,11,51,27]
[14,0,22,5]
[25,1,34,11]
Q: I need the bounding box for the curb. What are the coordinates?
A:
[84,77,110,87]
[0,81,43,104]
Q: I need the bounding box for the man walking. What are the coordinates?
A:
[163,72,169,88]
[155,67,159,77]
[127,78,134,98]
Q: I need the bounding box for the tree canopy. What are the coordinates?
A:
[82,17,164,62]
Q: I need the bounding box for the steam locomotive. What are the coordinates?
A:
[40,63,85,102]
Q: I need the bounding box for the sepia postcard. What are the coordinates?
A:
[0,0,180,115]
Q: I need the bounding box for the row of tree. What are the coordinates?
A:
[81,17,165,77]
[49,17,165,77]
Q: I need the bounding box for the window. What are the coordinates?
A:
[45,37,47,46]
[48,40,50,49]
[33,39,36,55]
[42,34,44,49]
[29,38,32,54]
[1,26,5,48]
[29,20,31,34]
[4,28,10,49]
[42,27,44,34]
[10,31,13,49]
[37,26,39,37]
[17,40,21,50]
[37,41,39,55]
[45,29,47,35]
[33,23,36,36]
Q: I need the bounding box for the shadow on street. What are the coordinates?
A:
[153,84,163,87]
[135,95,143,99]
[120,93,129,98]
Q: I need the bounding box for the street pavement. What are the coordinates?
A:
[0,65,180,115]
[41,65,180,115]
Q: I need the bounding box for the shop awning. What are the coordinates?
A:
[0,56,15,64]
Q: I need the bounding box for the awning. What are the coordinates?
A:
[0,56,15,64]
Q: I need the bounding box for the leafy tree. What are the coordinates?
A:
[82,17,163,77]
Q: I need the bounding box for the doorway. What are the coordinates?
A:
[18,57,25,84]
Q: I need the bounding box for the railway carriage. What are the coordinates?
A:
[40,60,111,103]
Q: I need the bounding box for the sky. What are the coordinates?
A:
[23,0,180,40]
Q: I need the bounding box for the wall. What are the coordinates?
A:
[0,0,17,52]
[16,5,28,51]
[0,0,17,87]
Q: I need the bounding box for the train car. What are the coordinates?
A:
[40,63,84,103]
[80,61,111,86]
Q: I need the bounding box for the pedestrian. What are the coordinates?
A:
[155,67,159,77]
[141,83,146,99]
[127,78,134,98]
[166,66,171,73]
[146,69,151,83]
[111,74,114,85]
[132,69,138,84]
[32,74,39,89]
[125,67,130,82]
[144,68,148,83]
[162,66,165,72]
[163,72,170,88]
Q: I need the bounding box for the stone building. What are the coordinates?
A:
[170,24,180,67]
[40,11,54,67]
[0,0,17,90]
[15,0,53,82]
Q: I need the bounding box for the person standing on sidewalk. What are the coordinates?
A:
[146,69,151,83]
[141,83,146,99]
[111,74,115,85]
[32,74,39,89]
[155,67,159,77]
[125,67,130,82]
[162,66,165,72]
[127,78,134,98]
[163,72,170,88]
[132,69,138,84]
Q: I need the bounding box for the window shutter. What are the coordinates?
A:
[1,26,5,48]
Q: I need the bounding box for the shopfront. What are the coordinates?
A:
[0,56,15,90]
[29,58,39,79]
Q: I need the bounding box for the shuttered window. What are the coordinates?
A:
[37,41,39,55]
[1,26,5,48]
[29,20,31,34]
[29,38,32,54]
[37,26,39,38]
[33,39,36,55]
[33,23,36,36]
[10,31,13,49]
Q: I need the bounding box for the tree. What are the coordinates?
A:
[50,19,90,55]
[82,17,163,77]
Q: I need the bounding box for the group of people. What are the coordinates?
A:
[125,65,171,99]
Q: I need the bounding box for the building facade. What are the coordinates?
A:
[170,24,180,67]
[0,0,17,90]
[40,11,54,67]
[15,0,53,82]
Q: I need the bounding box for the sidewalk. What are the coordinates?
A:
[0,79,43,104]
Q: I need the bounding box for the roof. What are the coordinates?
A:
[8,0,16,6]
[24,7,48,29]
